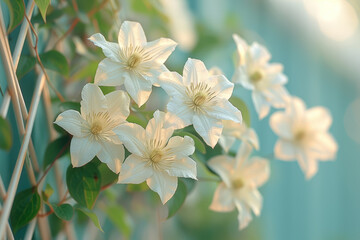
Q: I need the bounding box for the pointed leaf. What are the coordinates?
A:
[105,206,131,236]
[40,50,69,76]
[0,116,12,151]
[34,0,51,22]
[97,161,118,188]
[16,55,36,80]
[66,163,101,209]
[76,206,103,232]
[10,187,41,233]
[3,0,24,33]
[43,135,71,169]
[229,96,251,127]
[51,203,74,221]
[166,179,187,219]
[41,184,54,202]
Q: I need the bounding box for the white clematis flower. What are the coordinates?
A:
[220,120,259,153]
[159,58,242,148]
[89,21,177,107]
[232,34,289,119]
[114,110,197,204]
[54,83,130,173]
[270,97,338,179]
[208,145,270,230]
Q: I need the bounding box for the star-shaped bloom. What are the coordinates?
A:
[270,97,338,179]
[159,58,242,147]
[54,84,130,173]
[232,34,289,119]
[89,21,177,106]
[114,110,197,204]
[208,145,270,230]
[219,120,259,153]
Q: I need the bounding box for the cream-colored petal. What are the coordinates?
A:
[242,157,270,187]
[183,58,209,86]
[54,110,85,137]
[147,171,177,204]
[252,91,271,119]
[70,137,101,167]
[97,141,124,174]
[208,155,234,187]
[235,142,253,169]
[158,71,187,97]
[232,66,254,90]
[105,90,130,123]
[124,74,152,107]
[270,112,293,140]
[144,38,177,64]
[237,188,262,216]
[80,83,106,116]
[118,21,147,48]
[88,33,120,62]
[207,74,234,100]
[208,100,242,123]
[151,110,186,130]
[296,148,318,179]
[309,132,338,160]
[287,97,306,119]
[94,58,125,86]
[118,154,153,184]
[167,156,197,179]
[193,114,222,148]
[262,86,289,108]
[274,140,297,161]
[145,111,174,143]
[167,98,193,126]
[235,200,253,230]
[209,183,235,212]
[242,128,260,150]
[306,107,332,132]
[166,136,195,158]
[232,34,248,66]
[114,123,147,157]
[219,135,236,153]
[249,42,271,64]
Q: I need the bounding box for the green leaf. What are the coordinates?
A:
[16,55,36,80]
[41,184,54,202]
[97,161,118,188]
[173,132,206,154]
[166,180,187,219]
[126,114,147,128]
[71,61,98,81]
[59,101,81,112]
[43,135,71,170]
[51,203,74,221]
[3,0,24,33]
[105,206,131,236]
[0,116,12,151]
[229,96,251,127]
[76,206,103,232]
[66,163,101,209]
[180,178,196,194]
[10,187,41,233]
[40,50,69,76]
[34,0,51,22]
[126,182,148,192]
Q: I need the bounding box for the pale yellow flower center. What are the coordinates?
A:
[232,178,244,189]
[293,128,308,144]
[90,122,103,135]
[250,71,263,83]
[185,82,216,113]
[85,111,118,141]
[126,53,142,70]
[150,149,163,163]
[146,139,175,171]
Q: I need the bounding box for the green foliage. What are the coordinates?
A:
[166,179,187,219]
[59,101,81,112]
[105,206,131,237]
[34,0,51,22]
[76,205,103,231]
[3,0,24,33]
[127,114,148,128]
[16,55,36,80]
[43,135,71,169]
[71,61,99,81]
[10,187,41,233]
[40,50,69,76]
[229,96,251,127]
[97,161,119,188]
[0,116,12,151]
[42,184,54,202]
[126,182,149,192]
[66,162,101,209]
[51,203,74,221]
[173,131,206,154]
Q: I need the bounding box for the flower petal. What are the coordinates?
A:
[237,188,262,216]
[118,154,153,184]
[88,33,120,62]
[54,110,85,137]
[193,114,223,148]
[70,137,101,167]
[209,183,235,212]
[309,132,338,160]
[207,74,234,100]
[242,157,270,187]
[306,107,332,132]
[183,58,209,85]
[252,91,271,119]
[249,42,271,64]
[97,141,124,174]
[80,83,106,116]
[242,128,260,150]
[144,38,177,64]
[219,135,236,153]
[124,74,152,107]
[234,200,253,230]
[118,21,147,48]
[159,71,187,97]
[270,111,293,140]
[262,85,289,108]
[296,148,318,179]
[147,171,177,204]
[208,155,234,187]
[105,90,130,123]
[94,58,125,86]
[114,123,146,157]
[233,34,248,66]
[274,140,297,161]
[208,100,242,123]
[167,98,193,126]
[287,97,306,119]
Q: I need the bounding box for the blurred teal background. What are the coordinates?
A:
[1,0,360,239]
